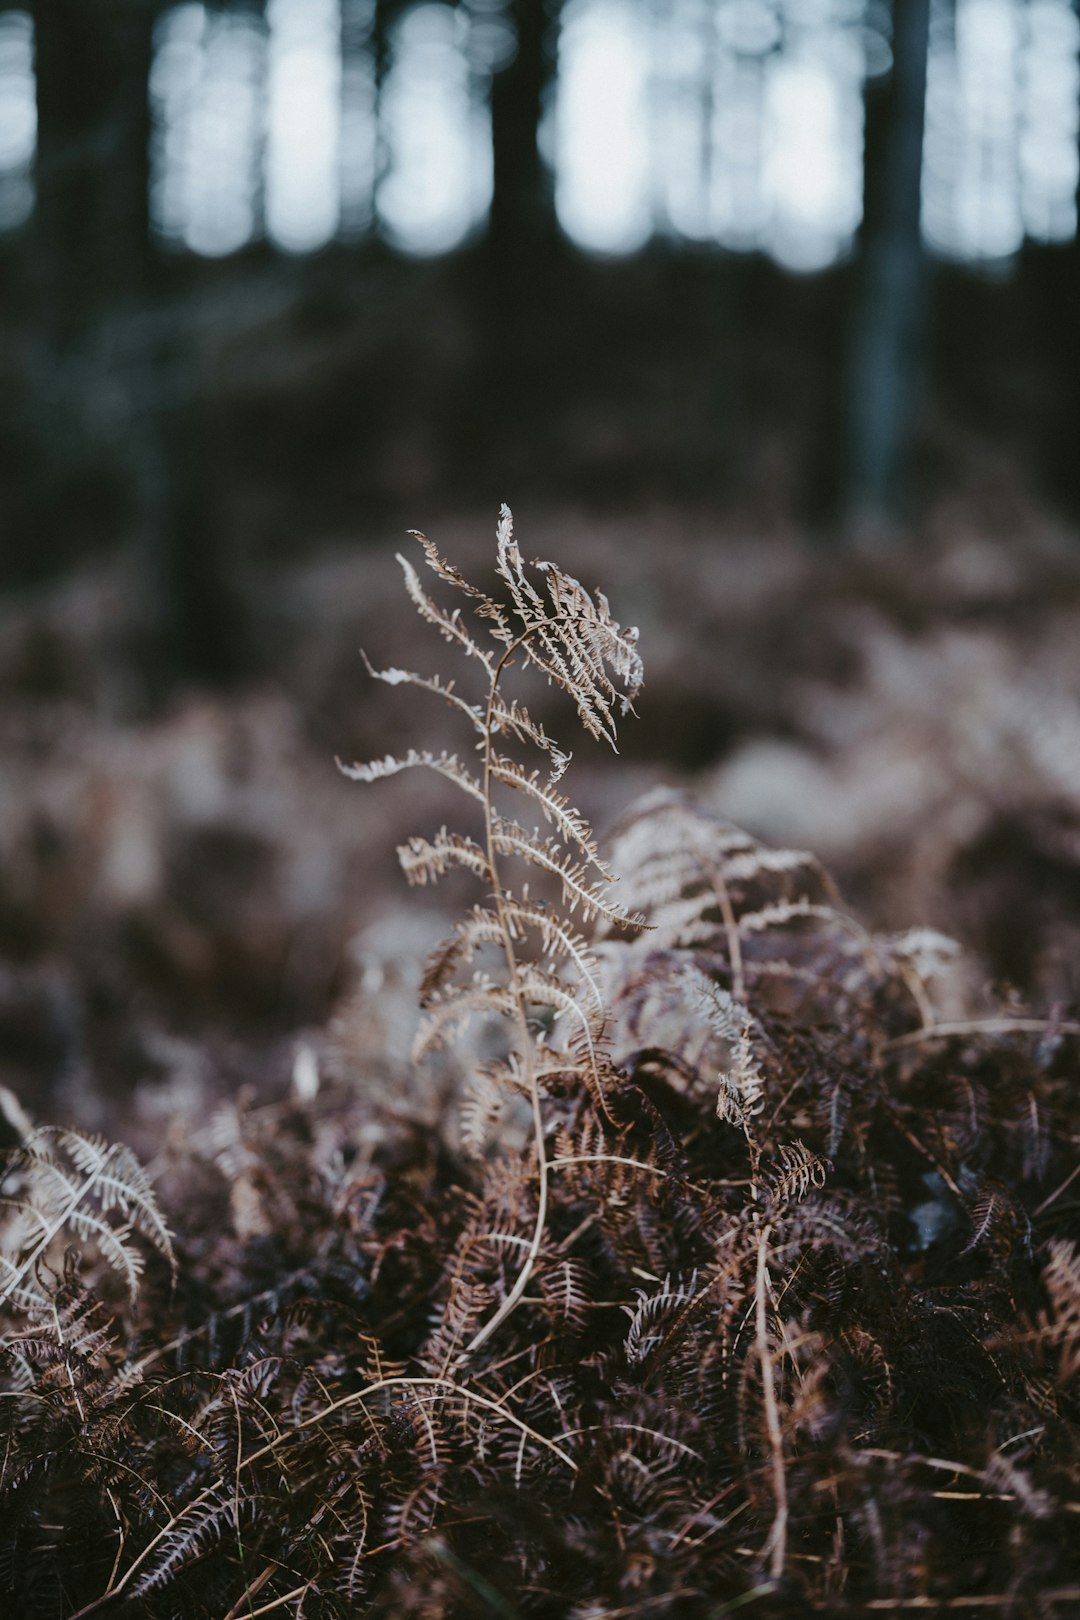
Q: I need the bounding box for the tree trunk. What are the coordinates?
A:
[31,0,243,683]
[843,0,932,531]
[32,0,154,344]
[488,0,557,259]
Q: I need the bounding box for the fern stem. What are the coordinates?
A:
[884,1017,1080,1050]
[229,1583,311,1619]
[549,1153,717,1199]
[708,853,745,1003]
[755,1225,788,1581]
[464,633,551,1360]
[221,1562,278,1620]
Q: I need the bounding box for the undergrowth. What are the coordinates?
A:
[1,508,1079,1617]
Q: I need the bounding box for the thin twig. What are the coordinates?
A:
[233,1583,311,1619]
[1033,1161,1080,1217]
[862,1595,1080,1611]
[755,1225,787,1580]
[884,1018,1080,1052]
[221,1562,277,1620]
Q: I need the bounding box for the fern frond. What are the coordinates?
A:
[419,905,505,1002]
[360,650,486,731]
[0,1193,54,1245]
[494,505,643,748]
[601,792,754,915]
[493,503,546,612]
[719,846,821,885]
[387,1474,442,1541]
[490,754,614,876]
[489,693,571,778]
[397,828,493,888]
[513,966,606,1099]
[410,527,518,659]
[624,1271,701,1365]
[338,748,485,806]
[737,898,855,936]
[513,964,600,1033]
[412,979,518,1059]
[460,1073,506,1159]
[677,971,766,1130]
[535,1255,592,1329]
[505,899,605,1014]
[345,509,647,1366]
[420,902,602,1019]
[131,1483,243,1596]
[1040,1239,1080,1378]
[65,1207,147,1299]
[397,552,495,676]
[492,816,640,928]
[341,1485,373,1600]
[59,1132,174,1272]
[767,1142,829,1208]
[642,891,727,950]
[538,562,643,716]
[0,1128,173,1310]
[410,529,502,613]
[0,1260,49,1316]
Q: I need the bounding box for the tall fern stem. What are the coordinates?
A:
[465,632,549,1359]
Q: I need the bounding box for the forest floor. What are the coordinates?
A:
[2,493,1080,1616]
[1,493,1078,1145]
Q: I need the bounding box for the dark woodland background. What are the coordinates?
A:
[1,0,1080,1139]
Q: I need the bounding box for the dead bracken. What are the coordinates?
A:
[1,510,1079,1617]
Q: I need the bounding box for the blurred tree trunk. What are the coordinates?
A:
[142,2,256,686]
[843,0,932,531]
[31,0,242,685]
[1019,199,1080,525]
[485,0,563,301]
[339,0,377,237]
[24,0,156,587]
[488,0,558,263]
[371,0,400,227]
[32,0,154,343]
[1042,110,1080,520]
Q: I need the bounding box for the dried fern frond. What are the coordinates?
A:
[491,814,640,927]
[397,828,493,888]
[493,505,643,748]
[490,691,571,779]
[1037,1239,1080,1381]
[346,509,645,1357]
[459,1073,506,1159]
[0,1125,174,1317]
[413,978,519,1060]
[338,748,486,806]
[683,973,766,1133]
[624,1271,702,1366]
[766,1141,829,1208]
[396,552,497,676]
[489,753,613,872]
[359,650,487,731]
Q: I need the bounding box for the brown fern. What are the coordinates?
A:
[340,506,643,1358]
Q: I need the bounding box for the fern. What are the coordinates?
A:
[0,1125,174,1322]
[2,514,1080,1618]
[341,505,643,1357]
